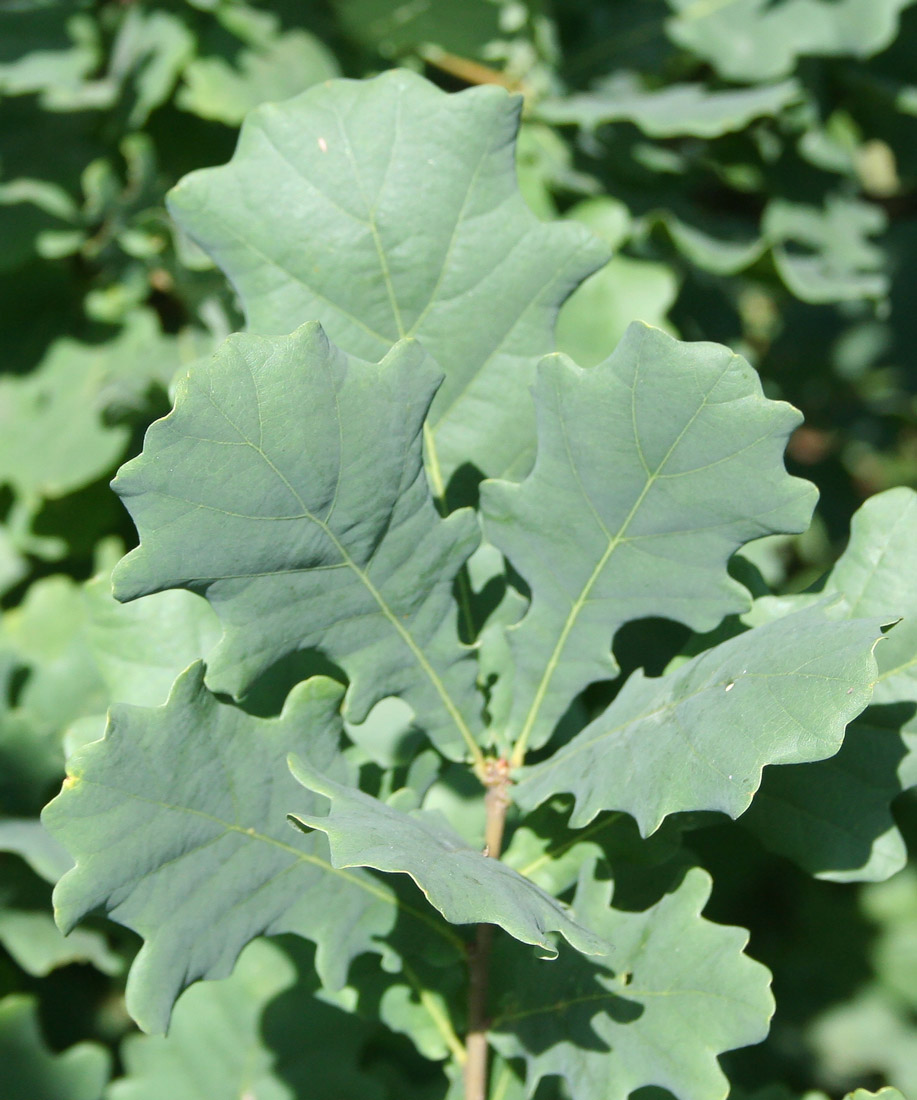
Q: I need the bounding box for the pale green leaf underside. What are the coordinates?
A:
[0,994,110,1100]
[43,664,427,1034]
[111,323,480,759]
[109,938,384,1100]
[480,323,817,753]
[741,487,917,881]
[490,864,773,1100]
[288,755,609,960]
[515,607,883,834]
[167,68,608,484]
[537,76,800,138]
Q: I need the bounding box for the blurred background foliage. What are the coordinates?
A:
[3,0,917,1096]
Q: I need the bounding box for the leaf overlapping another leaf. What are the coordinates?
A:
[111,323,481,760]
[489,862,773,1100]
[43,663,431,1034]
[741,487,917,880]
[480,322,817,756]
[167,67,609,485]
[288,755,609,960]
[514,606,883,833]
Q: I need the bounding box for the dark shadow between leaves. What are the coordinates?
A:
[232,648,348,718]
[741,701,915,879]
[490,934,641,1058]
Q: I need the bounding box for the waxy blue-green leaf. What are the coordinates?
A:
[84,573,221,709]
[742,488,917,881]
[665,0,914,82]
[0,994,110,1100]
[489,863,773,1100]
[537,75,801,138]
[480,323,816,755]
[43,663,427,1034]
[108,938,384,1100]
[288,755,609,960]
[111,323,481,759]
[514,607,883,834]
[167,68,608,484]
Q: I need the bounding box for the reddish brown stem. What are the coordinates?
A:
[465,759,512,1100]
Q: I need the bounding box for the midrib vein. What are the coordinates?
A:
[256,444,480,761]
[512,367,721,763]
[74,775,465,951]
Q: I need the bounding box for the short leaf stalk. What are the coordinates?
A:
[465,757,513,1100]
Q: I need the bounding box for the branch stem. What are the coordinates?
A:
[465,758,512,1100]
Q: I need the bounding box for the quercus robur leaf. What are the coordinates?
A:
[0,994,110,1100]
[515,607,883,834]
[665,0,913,82]
[480,322,817,753]
[287,755,609,960]
[167,67,608,484]
[42,663,425,1034]
[109,938,385,1100]
[84,573,221,708]
[111,323,481,759]
[537,76,801,138]
[489,863,773,1100]
[742,487,917,881]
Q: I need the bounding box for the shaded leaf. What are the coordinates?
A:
[489,863,773,1100]
[480,323,816,754]
[111,323,481,759]
[742,488,917,880]
[0,994,109,1100]
[288,755,609,960]
[167,68,608,484]
[108,937,385,1100]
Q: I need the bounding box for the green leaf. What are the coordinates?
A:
[0,4,109,109]
[177,29,339,126]
[0,311,188,511]
[43,663,427,1034]
[167,68,608,484]
[0,909,122,978]
[515,607,882,833]
[108,937,385,1100]
[84,572,221,708]
[764,197,888,303]
[111,323,481,759]
[665,0,914,82]
[537,75,801,138]
[0,575,108,813]
[329,0,506,61]
[287,755,609,960]
[0,818,72,883]
[0,994,109,1100]
[741,488,917,880]
[555,254,678,368]
[479,323,816,755]
[489,863,773,1100]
